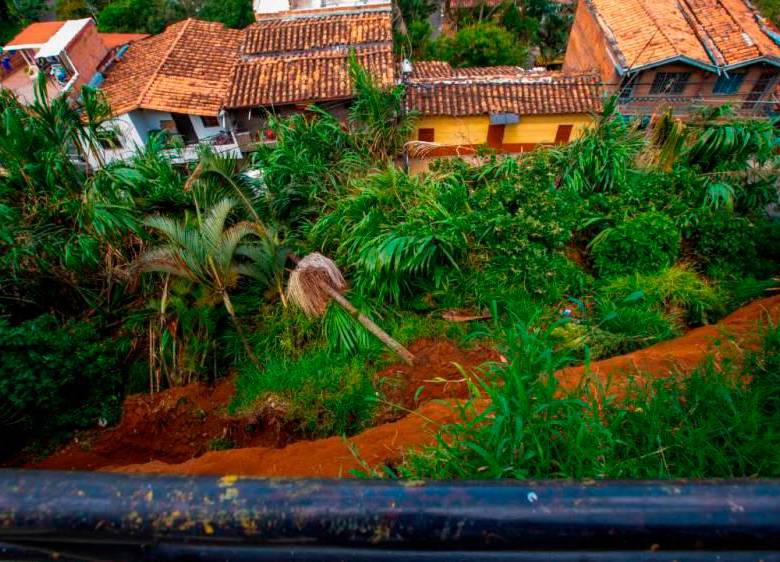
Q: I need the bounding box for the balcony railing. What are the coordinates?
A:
[618,94,779,117]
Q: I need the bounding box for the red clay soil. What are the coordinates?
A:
[111,295,780,478]
[29,377,288,471]
[29,338,497,472]
[376,338,499,414]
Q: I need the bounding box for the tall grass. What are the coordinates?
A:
[379,318,780,479]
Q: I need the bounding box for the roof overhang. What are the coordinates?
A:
[723,56,780,72]
[2,43,46,52]
[620,56,720,76]
[35,19,91,59]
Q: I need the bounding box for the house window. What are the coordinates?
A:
[98,129,123,150]
[555,124,574,144]
[649,72,692,95]
[619,76,637,103]
[713,72,746,95]
[201,115,220,128]
[418,128,434,142]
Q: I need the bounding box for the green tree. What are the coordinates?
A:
[199,0,253,28]
[348,51,415,161]
[135,197,276,367]
[433,23,527,67]
[755,0,780,26]
[55,0,95,19]
[97,0,175,34]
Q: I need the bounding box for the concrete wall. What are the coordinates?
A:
[188,114,224,140]
[563,0,620,86]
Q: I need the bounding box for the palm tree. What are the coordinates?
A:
[134,197,272,367]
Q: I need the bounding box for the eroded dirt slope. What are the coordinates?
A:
[113,295,780,477]
[30,339,496,471]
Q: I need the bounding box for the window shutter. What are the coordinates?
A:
[418,128,435,142]
[555,124,573,144]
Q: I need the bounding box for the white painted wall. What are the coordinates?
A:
[188,114,223,141]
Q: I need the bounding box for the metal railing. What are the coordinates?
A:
[1,471,779,561]
[618,94,780,117]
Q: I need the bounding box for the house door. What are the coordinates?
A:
[486,124,505,149]
[171,113,198,144]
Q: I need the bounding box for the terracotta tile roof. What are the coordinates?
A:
[99,32,148,50]
[5,21,65,48]
[242,11,392,55]
[406,62,603,116]
[587,0,780,71]
[100,19,242,117]
[226,10,395,108]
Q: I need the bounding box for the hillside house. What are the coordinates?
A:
[225,8,395,148]
[0,19,145,104]
[253,0,389,16]
[96,9,394,164]
[97,19,244,166]
[404,61,602,164]
[563,0,780,116]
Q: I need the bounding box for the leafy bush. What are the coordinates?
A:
[0,315,123,455]
[598,265,724,325]
[232,350,377,436]
[694,212,778,278]
[590,211,680,277]
[432,23,528,67]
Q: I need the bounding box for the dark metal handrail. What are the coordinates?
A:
[1,471,779,561]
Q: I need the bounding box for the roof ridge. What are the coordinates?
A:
[242,41,392,60]
[135,18,193,110]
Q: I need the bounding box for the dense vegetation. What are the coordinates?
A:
[52,0,254,32]
[396,0,572,66]
[0,59,778,478]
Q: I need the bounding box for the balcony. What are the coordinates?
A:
[99,130,242,168]
[618,93,779,118]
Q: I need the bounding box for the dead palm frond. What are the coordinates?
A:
[287,252,415,365]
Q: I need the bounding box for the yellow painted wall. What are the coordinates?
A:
[503,113,593,144]
[413,113,595,146]
[414,115,489,146]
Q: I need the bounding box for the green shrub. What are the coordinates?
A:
[695,213,759,276]
[232,350,377,436]
[0,315,123,455]
[432,23,528,67]
[590,211,680,277]
[598,265,725,325]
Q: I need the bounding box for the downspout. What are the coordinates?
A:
[59,50,80,94]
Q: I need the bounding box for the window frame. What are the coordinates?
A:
[649,72,692,95]
[713,72,746,95]
[201,115,221,128]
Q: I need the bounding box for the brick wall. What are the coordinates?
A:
[65,21,109,88]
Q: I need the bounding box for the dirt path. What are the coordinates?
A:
[112,295,780,477]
